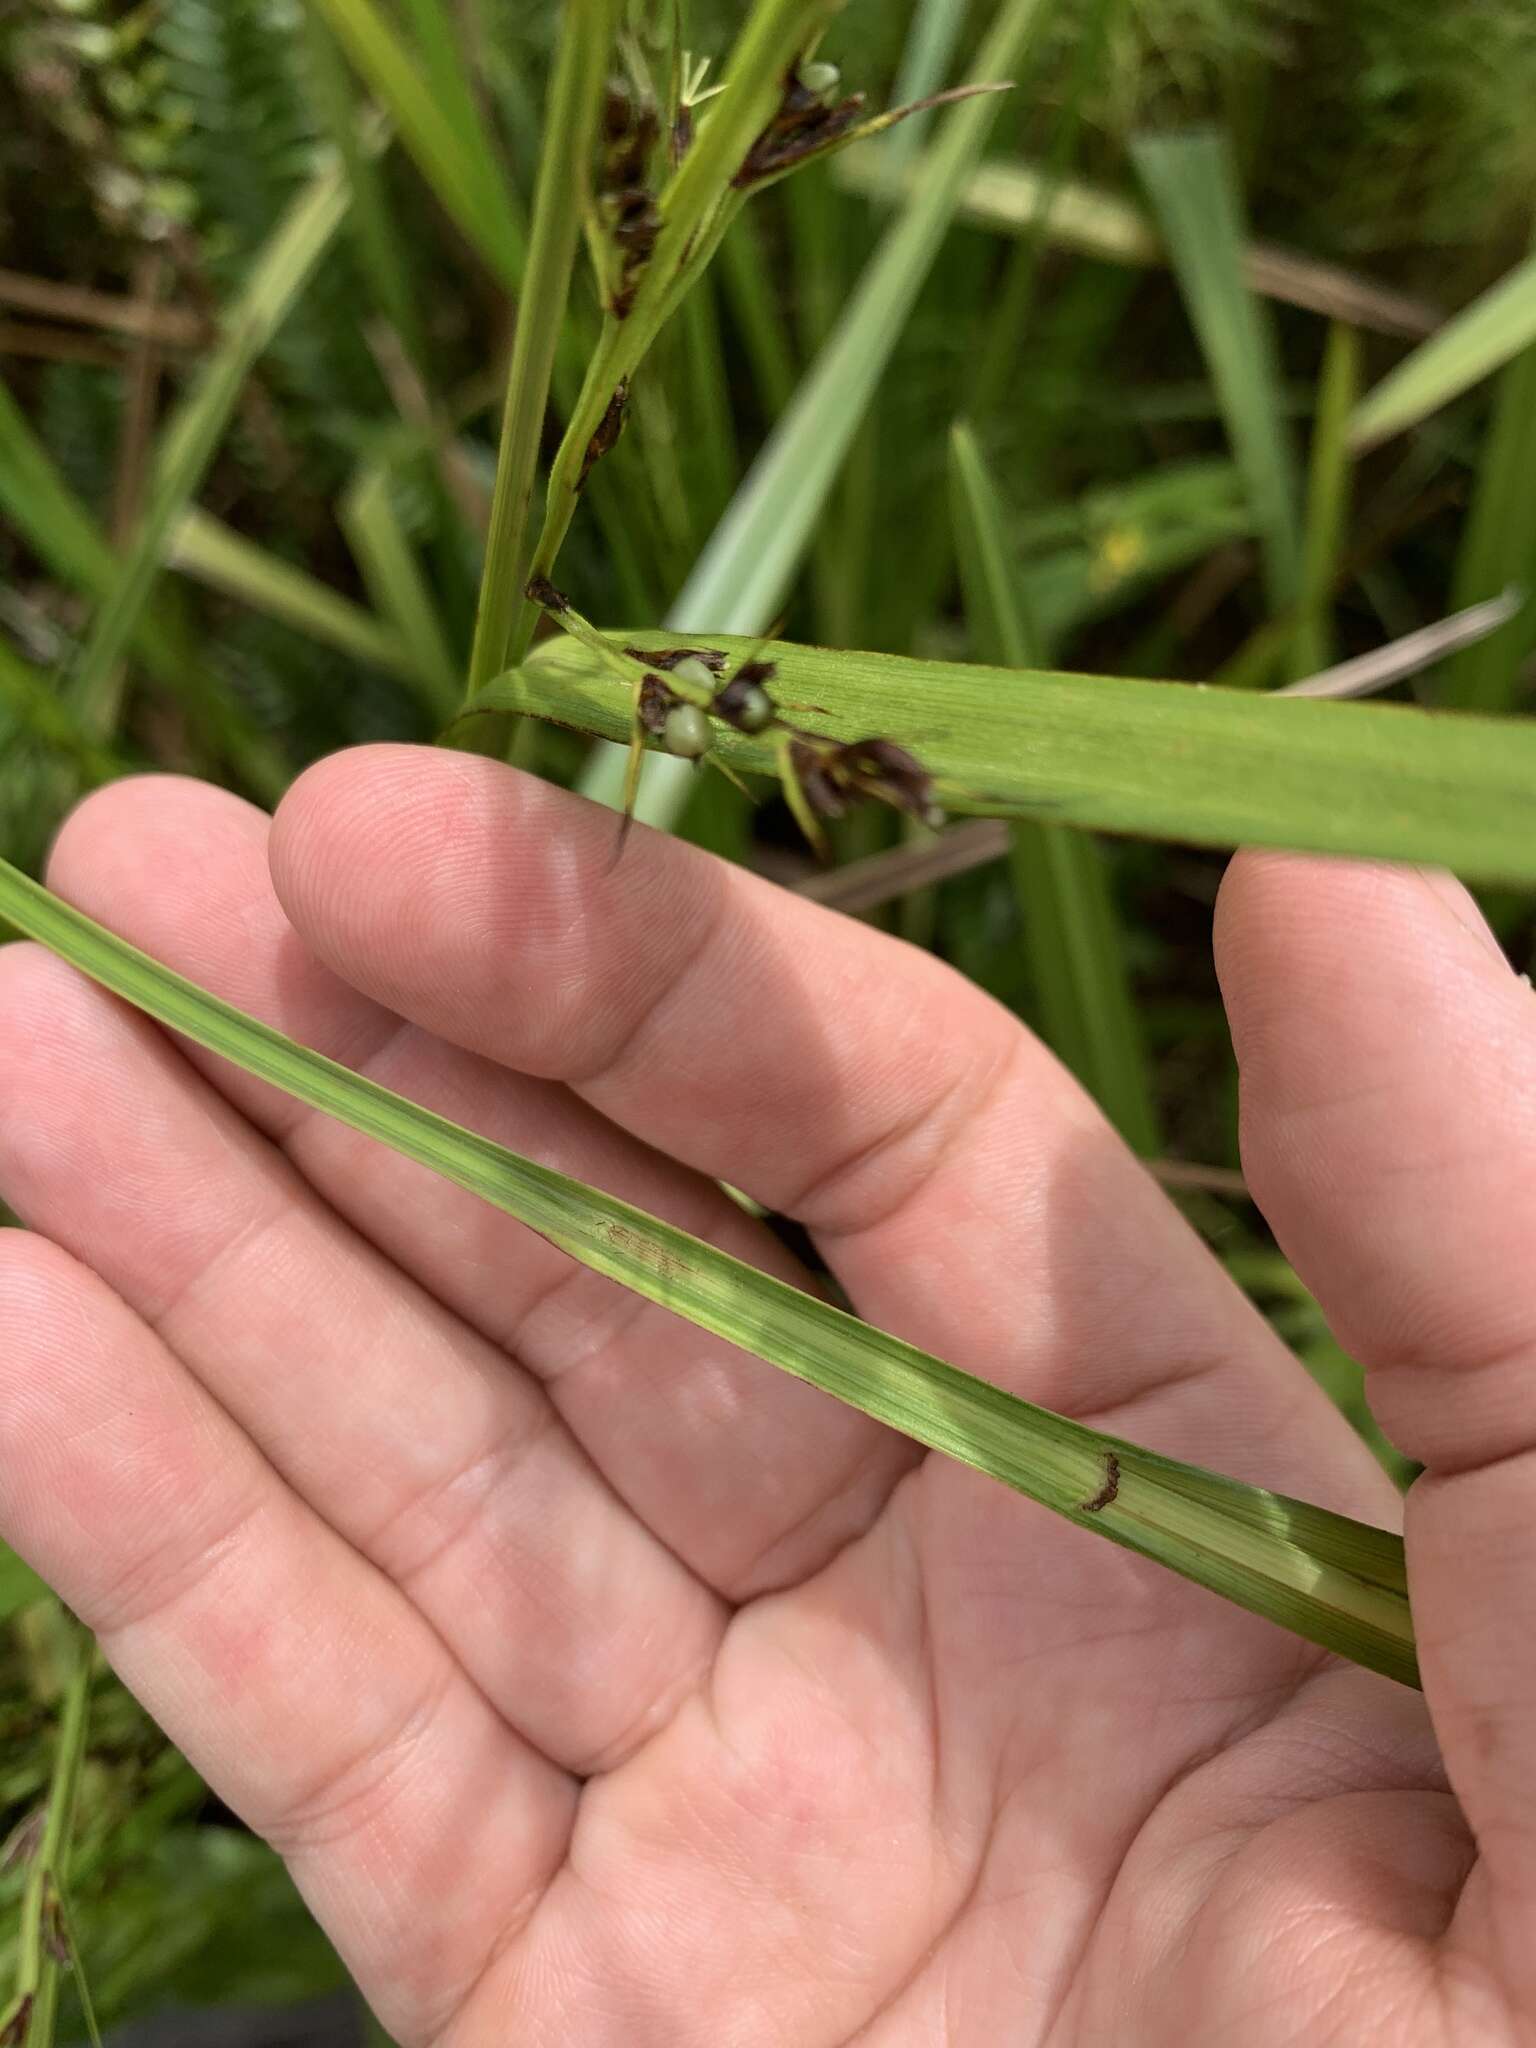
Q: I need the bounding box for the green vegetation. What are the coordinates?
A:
[4,0,1536,2035]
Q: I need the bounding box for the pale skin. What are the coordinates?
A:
[2,746,1534,2045]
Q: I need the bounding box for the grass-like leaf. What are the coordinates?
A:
[306,0,526,291]
[301,8,427,369]
[0,1614,92,2046]
[1350,244,1536,451]
[170,510,413,681]
[483,628,1536,884]
[0,640,122,784]
[948,422,1159,1154]
[0,1541,47,1622]
[842,149,1440,339]
[1132,129,1302,612]
[1441,304,1536,711]
[339,463,461,721]
[0,856,1415,1688]
[1290,321,1360,679]
[69,161,351,734]
[0,384,286,802]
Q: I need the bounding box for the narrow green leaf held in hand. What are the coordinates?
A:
[482,629,1536,885]
[0,856,1415,1688]
[1350,243,1536,451]
[1132,129,1301,612]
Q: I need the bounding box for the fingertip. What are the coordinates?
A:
[268,744,515,972]
[1216,851,1515,1089]
[266,745,679,1056]
[45,773,267,900]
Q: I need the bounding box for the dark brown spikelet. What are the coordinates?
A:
[789,734,944,829]
[670,101,694,166]
[41,1887,69,1965]
[735,90,867,187]
[836,738,943,826]
[789,738,849,822]
[578,379,630,490]
[608,188,661,315]
[601,79,658,189]
[713,660,779,729]
[599,80,662,316]
[637,672,676,737]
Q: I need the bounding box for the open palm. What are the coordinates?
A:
[3,746,1532,2045]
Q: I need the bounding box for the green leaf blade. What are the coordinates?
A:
[499,630,1536,885]
[0,854,1415,1689]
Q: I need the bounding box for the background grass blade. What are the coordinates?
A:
[1440,293,1536,711]
[69,162,351,735]
[1290,321,1360,679]
[169,510,413,680]
[0,1543,48,1622]
[841,149,1441,338]
[301,9,427,370]
[883,0,970,168]
[0,385,286,801]
[305,0,526,290]
[495,628,1536,884]
[1350,244,1536,452]
[949,422,1159,1153]
[339,463,461,721]
[1132,129,1302,613]
[0,1615,93,2046]
[0,856,1416,1690]
[0,644,121,785]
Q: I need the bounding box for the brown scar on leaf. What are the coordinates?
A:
[604,1220,689,1283]
[1079,1453,1121,1513]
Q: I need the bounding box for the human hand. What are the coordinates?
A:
[2,746,1531,2044]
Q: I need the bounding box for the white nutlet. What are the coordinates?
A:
[669,655,717,696]
[663,702,712,759]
